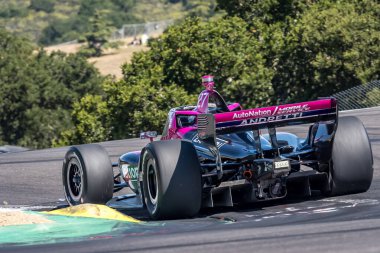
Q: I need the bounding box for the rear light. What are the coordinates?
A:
[243,170,253,179]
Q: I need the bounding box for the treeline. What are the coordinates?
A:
[61,0,379,146]
[1,0,379,148]
[0,29,104,148]
[0,0,217,45]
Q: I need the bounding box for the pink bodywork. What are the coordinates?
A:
[161,85,336,140]
[214,99,333,123]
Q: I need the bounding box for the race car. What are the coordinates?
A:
[62,75,373,219]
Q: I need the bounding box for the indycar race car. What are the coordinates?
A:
[62,75,373,219]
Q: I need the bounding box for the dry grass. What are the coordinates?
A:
[44,36,151,79]
[44,43,82,54]
[88,45,149,79]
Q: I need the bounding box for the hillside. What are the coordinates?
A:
[0,0,216,46]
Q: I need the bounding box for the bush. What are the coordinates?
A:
[56,80,196,145]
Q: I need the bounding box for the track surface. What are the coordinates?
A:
[1,108,379,252]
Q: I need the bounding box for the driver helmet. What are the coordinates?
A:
[202,75,215,91]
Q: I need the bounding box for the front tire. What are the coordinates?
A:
[141,140,202,219]
[62,144,113,205]
[325,116,373,195]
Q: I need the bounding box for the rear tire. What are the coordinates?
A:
[325,116,373,196]
[62,144,113,205]
[141,140,202,219]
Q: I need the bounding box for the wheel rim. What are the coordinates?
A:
[147,159,158,205]
[67,157,84,202]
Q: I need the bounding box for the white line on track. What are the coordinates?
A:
[340,106,380,114]
[0,205,57,212]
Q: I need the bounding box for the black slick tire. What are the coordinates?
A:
[326,116,373,196]
[62,144,113,205]
[141,140,202,219]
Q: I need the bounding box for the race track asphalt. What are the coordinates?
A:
[0,107,379,253]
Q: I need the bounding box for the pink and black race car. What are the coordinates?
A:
[62,76,373,219]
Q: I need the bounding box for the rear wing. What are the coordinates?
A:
[194,98,337,179]
[213,98,337,134]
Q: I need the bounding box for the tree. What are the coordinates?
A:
[217,0,380,103]
[0,2,28,18]
[56,80,196,146]
[26,51,104,148]
[0,29,36,146]
[123,17,273,108]
[271,0,380,102]
[39,18,77,45]
[216,0,310,25]
[39,0,139,46]
[78,10,119,57]
[183,0,217,19]
[0,29,103,148]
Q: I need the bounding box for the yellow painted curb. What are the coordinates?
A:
[44,204,141,223]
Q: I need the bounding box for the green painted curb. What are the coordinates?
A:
[0,212,141,246]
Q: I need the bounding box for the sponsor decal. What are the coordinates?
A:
[276,104,310,115]
[121,164,138,181]
[274,159,290,174]
[232,104,310,120]
[233,109,272,119]
[240,112,303,126]
[192,135,228,148]
[274,160,290,169]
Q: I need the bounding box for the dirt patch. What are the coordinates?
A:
[44,37,150,79]
[44,43,82,54]
[88,45,149,78]
[0,210,52,227]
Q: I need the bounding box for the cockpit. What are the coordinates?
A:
[162,75,242,137]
